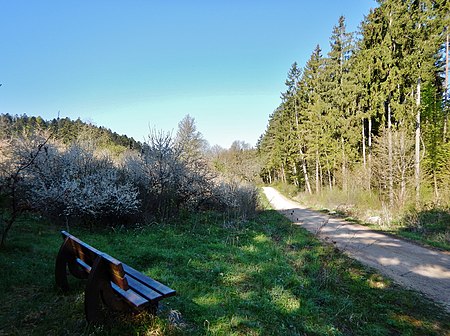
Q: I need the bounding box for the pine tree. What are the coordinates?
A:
[282,62,312,191]
[323,16,359,191]
[301,45,328,193]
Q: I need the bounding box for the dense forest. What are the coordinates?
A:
[258,0,450,217]
[0,113,142,153]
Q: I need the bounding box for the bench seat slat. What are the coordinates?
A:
[76,259,163,303]
[125,275,162,301]
[110,283,149,308]
[123,264,176,298]
[76,258,91,272]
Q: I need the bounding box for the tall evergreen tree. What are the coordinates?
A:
[324,16,359,191]
[259,0,450,210]
[282,62,312,191]
[301,45,327,193]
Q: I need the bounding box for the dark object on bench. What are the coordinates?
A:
[55,231,176,322]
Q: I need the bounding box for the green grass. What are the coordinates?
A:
[1,209,449,335]
[394,208,450,251]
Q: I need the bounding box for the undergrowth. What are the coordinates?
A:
[274,183,450,251]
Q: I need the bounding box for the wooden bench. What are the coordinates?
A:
[55,231,176,322]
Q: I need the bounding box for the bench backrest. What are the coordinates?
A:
[61,231,129,290]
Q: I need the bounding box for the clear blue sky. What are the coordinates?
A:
[0,0,376,148]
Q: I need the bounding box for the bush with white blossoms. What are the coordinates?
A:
[1,124,259,229]
[25,140,140,223]
[121,130,215,219]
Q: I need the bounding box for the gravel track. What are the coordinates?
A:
[263,187,450,311]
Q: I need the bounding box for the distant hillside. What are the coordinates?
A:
[0,113,142,152]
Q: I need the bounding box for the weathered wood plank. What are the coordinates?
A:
[110,283,149,308]
[123,264,176,298]
[125,275,162,301]
[62,231,128,290]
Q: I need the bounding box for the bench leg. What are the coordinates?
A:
[84,256,129,323]
[55,238,89,292]
[55,238,71,292]
[148,301,159,315]
[85,256,108,323]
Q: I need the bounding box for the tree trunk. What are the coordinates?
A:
[415,78,421,204]
[328,167,333,190]
[433,172,439,203]
[400,132,406,206]
[315,149,320,194]
[292,163,298,186]
[362,118,366,169]
[341,137,347,192]
[319,157,324,188]
[295,107,312,194]
[388,102,394,207]
[368,117,372,191]
[444,30,449,141]
[325,156,333,191]
[299,149,312,194]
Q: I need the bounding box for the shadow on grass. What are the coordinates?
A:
[0,210,449,335]
[399,208,450,250]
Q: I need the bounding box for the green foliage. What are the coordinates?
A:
[1,208,449,335]
[209,141,262,183]
[398,207,450,250]
[259,0,450,221]
[0,113,142,153]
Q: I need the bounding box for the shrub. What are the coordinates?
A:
[1,127,259,230]
[24,140,140,225]
[121,130,215,219]
[211,178,259,220]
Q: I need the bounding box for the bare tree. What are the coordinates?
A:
[0,133,50,247]
[373,129,415,210]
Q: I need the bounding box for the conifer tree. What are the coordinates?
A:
[282,62,312,191]
[301,45,327,193]
[324,16,358,191]
[259,0,450,210]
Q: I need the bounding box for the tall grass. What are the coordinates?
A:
[274,182,450,251]
[397,206,450,250]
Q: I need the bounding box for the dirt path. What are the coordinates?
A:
[263,187,450,311]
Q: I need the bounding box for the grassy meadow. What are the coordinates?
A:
[1,201,449,335]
